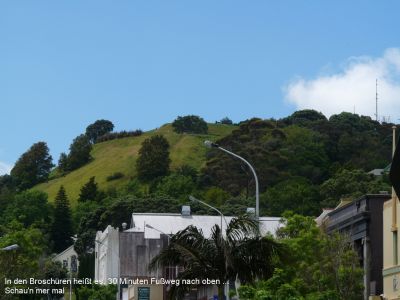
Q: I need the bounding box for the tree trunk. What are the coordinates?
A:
[218,284,225,300]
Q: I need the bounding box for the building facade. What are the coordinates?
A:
[326,194,390,300]
[94,209,281,300]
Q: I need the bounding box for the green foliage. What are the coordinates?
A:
[51,186,73,253]
[202,118,288,196]
[95,129,143,143]
[155,174,195,199]
[67,134,93,171]
[204,186,230,207]
[281,126,329,183]
[77,284,117,300]
[72,201,101,232]
[85,119,114,143]
[58,152,69,173]
[11,141,54,189]
[0,222,46,296]
[2,190,52,229]
[79,176,99,202]
[261,177,320,216]
[43,259,69,298]
[176,164,198,181]
[172,115,208,134]
[277,212,362,299]
[136,135,171,182]
[240,213,363,299]
[320,168,390,207]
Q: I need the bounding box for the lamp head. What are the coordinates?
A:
[204,140,218,148]
[145,224,154,229]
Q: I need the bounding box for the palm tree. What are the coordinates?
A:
[150,215,286,299]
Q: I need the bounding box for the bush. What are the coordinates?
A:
[95,130,143,143]
[106,172,125,181]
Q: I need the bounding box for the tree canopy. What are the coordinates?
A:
[85,119,114,143]
[10,142,54,189]
[51,186,73,253]
[172,115,208,134]
[136,135,171,181]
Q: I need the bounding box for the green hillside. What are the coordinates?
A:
[33,123,236,205]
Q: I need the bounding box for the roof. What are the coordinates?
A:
[126,213,282,239]
[368,169,384,176]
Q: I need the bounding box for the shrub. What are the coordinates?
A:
[106,172,125,182]
[95,130,143,143]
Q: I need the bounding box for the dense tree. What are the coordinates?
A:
[238,213,363,300]
[154,174,195,199]
[85,119,115,143]
[261,177,320,216]
[172,115,208,134]
[220,117,233,125]
[2,190,52,229]
[136,135,171,181]
[79,177,99,202]
[67,134,92,171]
[0,222,46,298]
[10,142,54,189]
[320,168,390,208]
[57,152,69,173]
[201,118,288,196]
[77,284,117,300]
[151,215,286,299]
[176,164,198,181]
[51,186,74,253]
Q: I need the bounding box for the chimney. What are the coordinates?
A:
[181,205,191,217]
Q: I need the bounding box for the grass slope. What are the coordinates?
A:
[34,123,235,206]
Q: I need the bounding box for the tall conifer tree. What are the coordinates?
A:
[51,185,73,253]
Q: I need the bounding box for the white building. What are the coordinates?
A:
[95,208,281,300]
[53,245,79,273]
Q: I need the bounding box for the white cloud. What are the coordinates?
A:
[0,161,12,175]
[284,48,400,121]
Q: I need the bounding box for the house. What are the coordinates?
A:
[53,245,79,273]
[94,206,281,300]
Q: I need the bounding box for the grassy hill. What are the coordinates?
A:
[33,123,236,205]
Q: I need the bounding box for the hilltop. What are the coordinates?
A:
[33,123,236,205]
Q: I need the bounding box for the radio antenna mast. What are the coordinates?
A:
[375,79,379,122]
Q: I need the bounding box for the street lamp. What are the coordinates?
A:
[189,196,228,232]
[95,239,120,300]
[0,244,19,251]
[204,140,260,219]
[144,224,176,280]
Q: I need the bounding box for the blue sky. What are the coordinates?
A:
[1,1,400,174]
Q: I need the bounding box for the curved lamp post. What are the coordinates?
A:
[204,140,260,219]
[189,195,228,232]
[95,239,120,300]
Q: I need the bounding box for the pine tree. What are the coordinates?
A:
[78,177,98,202]
[51,186,73,253]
